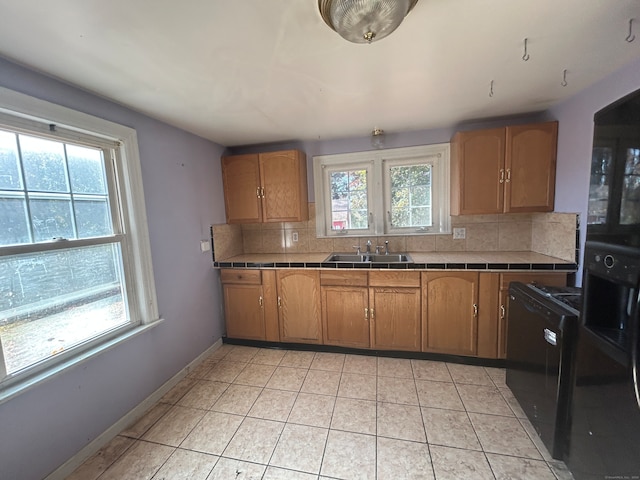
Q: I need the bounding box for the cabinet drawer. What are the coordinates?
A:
[220,269,262,285]
[370,271,420,288]
[499,272,566,289]
[320,271,368,286]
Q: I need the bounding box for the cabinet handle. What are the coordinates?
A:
[473,304,478,317]
[500,304,505,319]
[499,169,505,184]
[259,296,263,307]
[260,187,265,198]
[256,187,261,198]
[277,296,282,308]
[364,308,369,320]
[505,169,511,183]
[370,308,375,320]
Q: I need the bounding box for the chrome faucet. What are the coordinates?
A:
[365,239,372,253]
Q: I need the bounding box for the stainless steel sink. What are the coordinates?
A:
[323,253,413,263]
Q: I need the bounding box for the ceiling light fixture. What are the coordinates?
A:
[371,127,385,149]
[318,0,419,44]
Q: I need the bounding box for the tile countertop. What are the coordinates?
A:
[213,252,578,272]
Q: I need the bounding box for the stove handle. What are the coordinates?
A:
[632,287,640,410]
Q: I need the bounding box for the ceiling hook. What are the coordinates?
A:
[489,80,494,98]
[626,19,636,42]
[522,38,530,61]
[561,69,568,87]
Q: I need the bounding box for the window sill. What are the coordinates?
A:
[0,317,164,406]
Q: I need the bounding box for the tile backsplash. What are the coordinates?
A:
[212,204,578,262]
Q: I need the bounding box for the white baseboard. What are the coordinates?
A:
[45,339,223,480]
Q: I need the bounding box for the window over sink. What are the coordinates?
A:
[313,144,451,237]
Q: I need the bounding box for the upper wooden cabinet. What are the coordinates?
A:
[451,121,558,215]
[221,150,309,223]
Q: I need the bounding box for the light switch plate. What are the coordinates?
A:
[292,232,299,242]
[453,227,466,240]
[200,240,211,252]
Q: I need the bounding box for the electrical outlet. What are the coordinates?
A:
[453,227,466,240]
[292,232,299,242]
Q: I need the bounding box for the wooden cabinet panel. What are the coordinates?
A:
[221,154,262,223]
[505,122,558,212]
[322,286,370,348]
[423,272,479,356]
[277,270,322,343]
[370,287,421,351]
[320,271,368,287]
[369,271,420,288]
[477,272,500,359]
[222,283,265,340]
[220,268,262,285]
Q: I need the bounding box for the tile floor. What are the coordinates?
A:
[67,344,574,480]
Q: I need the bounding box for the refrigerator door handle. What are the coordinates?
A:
[632,287,640,410]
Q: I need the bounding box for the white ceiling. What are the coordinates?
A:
[0,0,639,147]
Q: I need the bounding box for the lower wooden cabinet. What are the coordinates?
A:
[277,270,322,344]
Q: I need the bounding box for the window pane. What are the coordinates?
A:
[75,198,112,238]
[29,197,74,241]
[0,196,30,245]
[620,148,640,225]
[20,135,69,193]
[330,169,368,230]
[0,130,22,190]
[67,145,107,194]
[0,244,128,374]
[390,164,432,228]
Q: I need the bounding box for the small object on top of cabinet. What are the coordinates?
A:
[450,121,558,215]
[221,149,309,223]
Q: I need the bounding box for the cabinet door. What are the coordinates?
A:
[277,270,322,343]
[221,154,262,223]
[370,287,421,351]
[451,128,505,215]
[504,122,557,213]
[223,284,265,340]
[322,286,370,348]
[423,272,479,356]
[259,150,308,223]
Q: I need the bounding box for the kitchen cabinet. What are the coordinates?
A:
[221,150,308,224]
[277,270,322,344]
[451,121,558,215]
[369,272,422,351]
[320,271,370,348]
[423,271,479,356]
[220,269,279,341]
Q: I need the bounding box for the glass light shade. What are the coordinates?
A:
[371,128,385,149]
[319,0,418,44]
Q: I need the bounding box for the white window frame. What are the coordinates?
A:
[313,144,451,237]
[0,86,160,398]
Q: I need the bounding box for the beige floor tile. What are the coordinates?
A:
[270,424,328,474]
[457,384,513,416]
[310,352,345,372]
[485,366,507,386]
[411,359,453,382]
[377,376,419,405]
[187,361,215,380]
[288,392,336,428]
[422,407,481,450]
[224,346,260,363]
[151,448,218,480]
[251,348,286,366]
[263,466,318,480]
[343,354,377,374]
[208,344,234,360]
[376,437,434,480]
[98,440,174,480]
[331,397,376,435]
[211,384,262,415]
[519,417,553,461]
[300,369,341,396]
[248,388,297,422]
[66,435,134,480]
[337,372,376,401]
[377,357,413,378]
[499,386,527,418]
[205,457,265,480]
[446,363,494,385]
[177,380,229,410]
[280,350,315,368]
[266,367,309,392]
[415,379,465,410]
[205,361,248,383]
[233,363,276,387]
[320,430,376,480]
[223,417,285,464]
[181,411,243,455]
[430,445,494,480]
[121,403,172,438]
[160,377,197,405]
[470,412,542,459]
[486,453,557,480]
[547,459,574,480]
[142,405,205,447]
[377,402,426,442]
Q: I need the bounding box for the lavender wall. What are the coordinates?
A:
[0,57,227,479]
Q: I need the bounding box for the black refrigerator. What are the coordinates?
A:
[567,89,640,480]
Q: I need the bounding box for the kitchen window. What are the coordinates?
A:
[313,144,450,237]
[0,87,159,396]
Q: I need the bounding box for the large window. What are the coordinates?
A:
[0,87,158,393]
[314,144,450,237]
